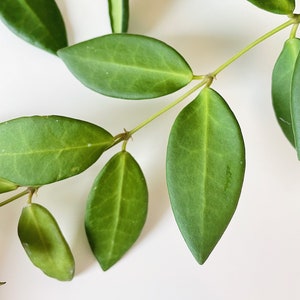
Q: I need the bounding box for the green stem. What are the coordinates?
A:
[119,17,299,140]
[212,18,295,76]
[0,189,30,207]
[128,79,209,136]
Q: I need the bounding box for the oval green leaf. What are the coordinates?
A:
[0,177,18,194]
[108,0,129,33]
[0,0,67,54]
[57,34,193,99]
[0,116,114,186]
[247,0,295,14]
[85,151,148,270]
[291,44,300,159]
[166,87,245,264]
[272,38,300,147]
[18,203,75,281]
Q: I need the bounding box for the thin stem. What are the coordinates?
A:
[0,189,30,207]
[290,23,300,39]
[128,79,209,136]
[212,18,295,76]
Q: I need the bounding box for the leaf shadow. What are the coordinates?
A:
[129,0,175,33]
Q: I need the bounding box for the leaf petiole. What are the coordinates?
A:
[0,189,31,207]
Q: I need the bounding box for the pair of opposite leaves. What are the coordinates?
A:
[0,89,245,275]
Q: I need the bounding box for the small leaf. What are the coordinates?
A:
[108,0,129,33]
[0,282,5,286]
[85,151,148,270]
[291,45,300,159]
[166,88,245,264]
[18,203,75,281]
[0,0,67,54]
[247,0,295,14]
[0,177,18,194]
[0,116,114,186]
[58,34,193,99]
[272,38,300,147]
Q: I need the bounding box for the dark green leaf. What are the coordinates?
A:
[0,282,5,286]
[58,34,193,99]
[166,87,245,264]
[108,0,129,33]
[85,151,148,270]
[0,177,18,194]
[0,116,114,186]
[272,38,300,147]
[291,45,300,159]
[18,203,75,281]
[247,0,295,14]
[0,0,67,54]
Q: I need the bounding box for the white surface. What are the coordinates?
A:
[1,1,300,299]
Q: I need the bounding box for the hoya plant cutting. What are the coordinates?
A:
[0,0,299,282]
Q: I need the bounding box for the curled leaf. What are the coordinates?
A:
[18,203,75,281]
[58,34,193,99]
[0,116,114,186]
[0,0,67,54]
[272,38,300,147]
[0,177,18,194]
[108,0,129,33]
[291,43,300,159]
[166,88,245,264]
[247,0,295,14]
[85,151,148,270]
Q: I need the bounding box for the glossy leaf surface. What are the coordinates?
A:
[166,88,245,264]
[58,34,193,99]
[0,0,67,54]
[272,38,300,147]
[18,203,75,281]
[85,151,148,270]
[0,177,18,194]
[108,0,129,33]
[247,0,295,14]
[291,44,300,159]
[0,116,114,186]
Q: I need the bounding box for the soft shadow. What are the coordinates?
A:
[129,0,175,33]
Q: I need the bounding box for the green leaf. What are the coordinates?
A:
[0,177,18,194]
[58,34,193,99]
[166,87,245,264]
[0,282,5,286]
[85,151,148,270]
[0,116,114,186]
[108,0,129,33]
[272,38,300,147]
[291,44,300,159]
[0,0,67,54]
[247,0,295,14]
[18,203,75,281]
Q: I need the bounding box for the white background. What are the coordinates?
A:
[1,0,300,299]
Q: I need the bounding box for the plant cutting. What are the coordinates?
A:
[0,0,299,283]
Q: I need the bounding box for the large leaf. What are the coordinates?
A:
[85,151,148,270]
[18,203,75,281]
[166,88,245,264]
[247,0,295,14]
[0,116,114,186]
[291,45,300,159]
[272,38,300,147]
[58,34,193,99]
[0,0,67,54]
[108,0,129,33]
